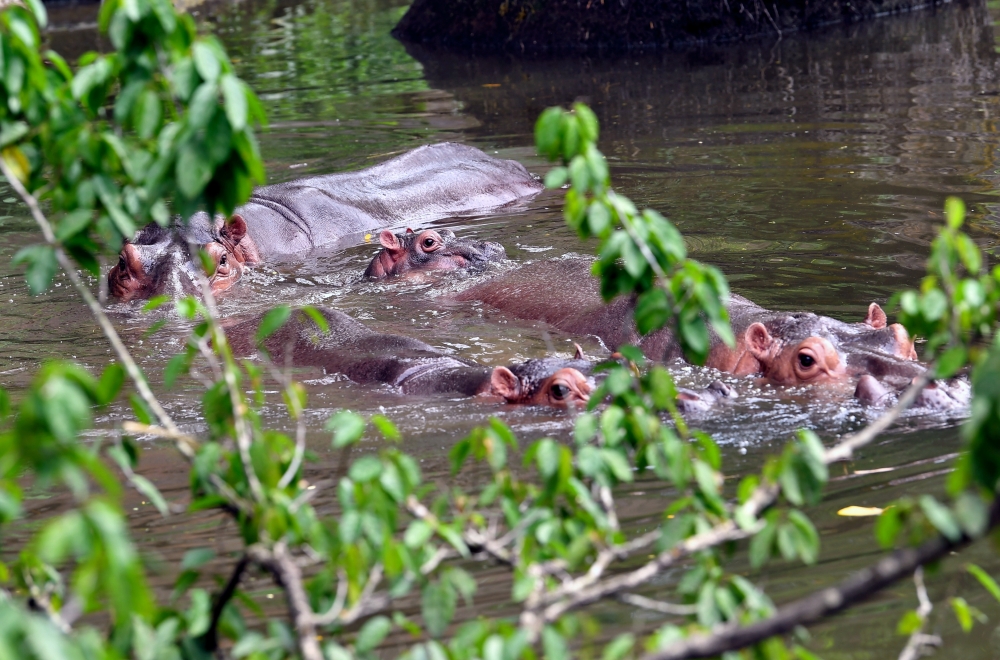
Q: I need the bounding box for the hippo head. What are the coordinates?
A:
[108,215,255,301]
[740,302,919,387]
[489,357,593,407]
[363,228,507,279]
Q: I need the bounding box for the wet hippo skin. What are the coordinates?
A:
[108,143,543,301]
[225,307,593,408]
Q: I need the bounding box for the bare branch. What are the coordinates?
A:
[617,593,698,616]
[201,555,249,652]
[247,543,324,660]
[639,498,1000,660]
[897,567,941,660]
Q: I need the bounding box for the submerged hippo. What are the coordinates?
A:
[363,228,507,279]
[109,143,542,301]
[226,307,593,408]
[363,243,968,410]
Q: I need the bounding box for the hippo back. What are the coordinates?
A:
[241,143,543,255]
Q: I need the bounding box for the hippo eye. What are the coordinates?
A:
[422,237,436,249]
[798,353,815,368]
[220,254,227,266]
[550,383,570,400]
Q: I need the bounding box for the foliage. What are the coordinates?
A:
[2,0,265,292]
[0,5,998,660]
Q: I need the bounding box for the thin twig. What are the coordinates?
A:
[185,239,263,502]
[898,567,941,660]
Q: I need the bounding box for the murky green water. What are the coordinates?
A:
[7,0,1000,655]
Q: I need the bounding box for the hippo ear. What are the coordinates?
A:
[573,343,586,360]
[378,229,403,253]
[864,303,887,329]
[222,214,247,244]
[745,322,775,360]
[490,366,522,402]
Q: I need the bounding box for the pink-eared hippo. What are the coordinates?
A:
[363,245,968,411]
[109,143,542,301]
[363,228,507,279]
[225,307,592,408]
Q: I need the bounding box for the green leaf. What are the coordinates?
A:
[404,521,433,549]
[299,305,330,333]
[935,345,968,378]
[945,196,965,229]
[544,166,568,189]
[192,42,221,82]
[355,615,391,652]
[954,491,989,538]
[349,455,382,483]
[896,609,922,635]
[134,88,163,140]
[371,414,401,442]
[919,495,961,541]
[255,305,291,344]
[542,627,569,660]
[219,75,249,132]
[920,289,948,322]
[13,244,57,294]
[181,547,216,571]
[875,505,903,549]
[787,509,820,564]
[327,410,365,447]
[23,0,47,28]
[601,633,635,660]
[750,518,776,569]
[176,143,212,198]
[600,448,634,482]
[422,581,457,638]
[952,597,974,633]
[967,563,1000,603]
[130,473,170,516]
[574,103,599,141]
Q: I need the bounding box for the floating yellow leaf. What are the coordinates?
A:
[364,233,372,243]
[837,505,883,517]
[482,83,501,88]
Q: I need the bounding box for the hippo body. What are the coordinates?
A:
[226,307,593,408]
[191,142,543,257]
[109,143,543,300]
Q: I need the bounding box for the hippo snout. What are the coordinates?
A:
[854,374,970,412]
[476,241,507,264]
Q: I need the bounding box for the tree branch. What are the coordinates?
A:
[201,555,249,652]
[639,498,1000,660]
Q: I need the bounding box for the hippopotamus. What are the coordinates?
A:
[363,228,507,279]
[108,143,542,301]
[362,243,968,411]
[225,307,593,408]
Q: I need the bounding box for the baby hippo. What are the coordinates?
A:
[363,228,506,278]
[226,307,592,408]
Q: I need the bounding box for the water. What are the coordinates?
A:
[8,0,1000,655]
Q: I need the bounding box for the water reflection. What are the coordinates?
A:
[4,0,1000,657]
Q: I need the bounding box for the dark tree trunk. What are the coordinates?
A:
[393,0,953,53]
